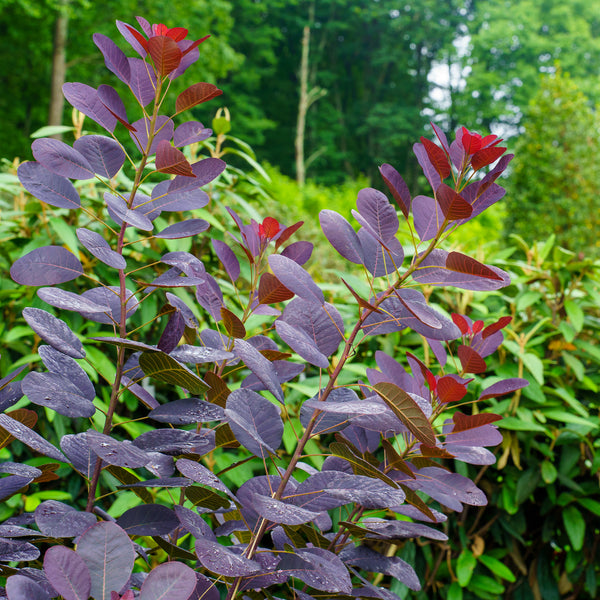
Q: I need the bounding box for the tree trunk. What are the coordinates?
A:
[48,0,69,139]
[295,23,310,187]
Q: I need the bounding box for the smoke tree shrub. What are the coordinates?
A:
[0,16,527,600]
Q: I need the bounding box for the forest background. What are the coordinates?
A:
[1,2,600,599]
[2,0,600,252]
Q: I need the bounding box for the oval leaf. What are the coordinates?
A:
[11,245,83,286]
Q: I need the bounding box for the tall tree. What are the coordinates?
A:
[504,68,600,253]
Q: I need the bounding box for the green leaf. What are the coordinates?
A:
[468,574,505,596]
[562,352,585,382]
[212,117,231,135]
[564,299,584,332]
[515,468,541,505]
[551,387,589,417]
[522,352,544,385]
[478,555,517,582]
[563,505,585,550]
[31,125,75,138]
[578,497,600,517]
[447,581,463,600]
[543,409,597,429]
[541,461,557,484]
[49,216,80,255]
[498,416,547,432]
[139,351,208,394]
[457,549,477,587]
[516,291,542,312]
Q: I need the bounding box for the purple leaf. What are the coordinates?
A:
[359,517,447,541]
[478,378,529,400]
[401,466,487,511]
[341,545,421,591]
[224,388,284,458]
[35,500,97,537]
[275,320,329,368]
[105,192,153,231]
[379,163,411,218]
[157,310,185,353]
[17,161,82,209]
[457,181,506,225]
[167,157,226,194]
[11,246,83,286]
[444,423,503,447]
[269,254,324,305]
[174,121,212,147]
[93,33,131,83]
[194,273,224,317]
[169,345,232,364]
[117,504,179,536]
[281,241,313,265]
[358,229,404,277]
[97,84,130,126]
[176,458,236,500]
[165,293,199,328]
[412,194,445,241]
[22,371,96,418]
[60,432,102,478]
[31,138,93,180]
[299,387,358,435]
[444,445,496,465]
[0,366,26,412]
[62,82,117,132]
[188,574,220,600]
[242,360,304,391]
[39,345,94,400]
[87,430,151,468]
[76,228,126,269]
[212,239,240,281]
[128,57,156,106]
[278,547,352,594]
[0,475,33,502]
[293,471,404,511]
[194,537,260,577]
[412,249,511,291]
[355,187,399,242]
[130,115,173,155]
[302,398,386,415]
[319,209,364,264]
[413,142,442,190]
[251,493,320,525]
[73,135,125,179]
[44,546,91,600]
[76,521,135,600]
[37,287,106,314]
[174,505,217,542]
[139,562,197,600]
[117,21,147,56]
[155,218,209,239]
[132,428,215,456]
[5,575,50,600]
[233,339,283,403]
[0,462,40,477]
[22,307,84,358]
[78,286,138,324]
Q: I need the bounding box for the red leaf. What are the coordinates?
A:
[472,320,484,334]
[457,345,487,374]
[155,140,195,177]
[220,307,246,339]
[275,220,303,249]
[125,24,148,52]
[471,146,507,171]
[182,35,211,57]
[341,278,382,314]
[166,27,188,41]
[175,82,223,114]
[452,411,502,432]
[482,316,512,339]
[420,136,451,179]
[451,313,469,335]
[435,184,472,220]
[446,251,503,281]
[461,128,483,154]
[406,352,436,392]
[261,217,280,238]
[258,273,294,304]
[436,376,467,404]
[420,445,454,458]
[379,163,411,218]
[147,35,182,77]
